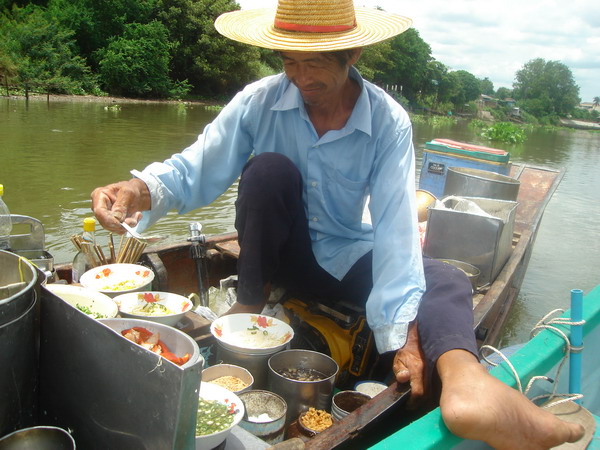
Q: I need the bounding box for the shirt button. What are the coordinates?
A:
[312,217,319,222]
[311,181,317,187]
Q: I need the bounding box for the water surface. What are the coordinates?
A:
[2,97,599,345]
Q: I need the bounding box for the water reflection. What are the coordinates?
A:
[2,97,599,346]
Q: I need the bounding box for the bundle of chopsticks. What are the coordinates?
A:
[70,233,148,267]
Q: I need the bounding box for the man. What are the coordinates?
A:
[91,0,584,447]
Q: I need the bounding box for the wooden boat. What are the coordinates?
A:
[52,163,563,448]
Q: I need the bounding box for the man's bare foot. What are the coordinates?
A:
[222,300,264,316]
[437,350,585,449]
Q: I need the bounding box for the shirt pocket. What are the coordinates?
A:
[323,165,369,227]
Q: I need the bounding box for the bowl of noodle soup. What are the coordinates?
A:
[80,263,154,298]
[113,291,193,326]
[210,313,294,355]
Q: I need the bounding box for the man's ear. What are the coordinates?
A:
[349,48,363,66]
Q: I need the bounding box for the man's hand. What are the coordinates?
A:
[392,321,427,408]
[91,178,151,233]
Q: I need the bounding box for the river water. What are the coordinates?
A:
[2,96,599,345]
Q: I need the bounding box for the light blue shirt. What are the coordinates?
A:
[133,68,425,353]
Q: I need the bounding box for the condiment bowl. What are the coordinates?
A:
[202,363,254,394]
[44,284,118,319]
[211,313,294,355]
[79,263,154,298]
[113,291,193,327]
[196,382,244,449]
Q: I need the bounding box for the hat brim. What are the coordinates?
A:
[215,7,412,52]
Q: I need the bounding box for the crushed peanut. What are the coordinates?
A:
[300,407,333,432]
[208,375,248,392]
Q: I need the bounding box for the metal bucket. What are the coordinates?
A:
[216,343,281,390]
[0,250,39,437]
[0,250,38,325]
[444,167,520,201]
[267,349,338,425]
[0,426,75,450]
[238,390,287,445]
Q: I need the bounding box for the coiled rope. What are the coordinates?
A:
[479,308,585,409]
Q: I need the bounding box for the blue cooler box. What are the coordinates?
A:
[418,139,511,197]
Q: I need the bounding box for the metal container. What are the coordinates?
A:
[423,196,518,286]
[202,363,254,394]
[8,215,55,281]
[444,167,520,201]
[0,250,39,437]
[437,259,481,290]
[238,390,287,445]
[0,249,38,325]
[216,343,282,390]
[267,349,338,424]
[0,426,75,450]
[38,290,203,450]
[331,390,371,421]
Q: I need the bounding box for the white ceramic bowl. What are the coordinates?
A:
[210,313,294,355]
[100,318,202,369]
[79,263,154,298]
[44,284,118,319]
[202,364,254,394]
[113,291,193,327]
[196,382,244,449]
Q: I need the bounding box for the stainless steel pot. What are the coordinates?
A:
[215,344,278,390]
[0,250,38,325]
[0,250,39,437]
[0,426,75,449]
[444,166,520,201]
[267,349,338,424]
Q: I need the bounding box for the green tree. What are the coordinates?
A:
[1,5,98,96]
[355,40,393,82]
[513,58,580,118]
[480,77,494,96]
[496,86,512,100]
[593,96,599,107]
[373,28,433,103]
[449,70,481,111]
[96,21,175,98]
[47,0,157,63]
[154,0,264,97]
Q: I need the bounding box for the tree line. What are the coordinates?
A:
[0,0,590,123]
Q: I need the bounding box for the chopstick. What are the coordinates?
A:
[71,232,147,267]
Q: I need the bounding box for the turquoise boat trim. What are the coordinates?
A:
[370,284,600,449]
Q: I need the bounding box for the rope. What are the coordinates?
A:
[479,309,586,408]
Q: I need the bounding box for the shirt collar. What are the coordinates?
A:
[271,67,372,137]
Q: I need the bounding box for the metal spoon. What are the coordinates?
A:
[120,222,167,244]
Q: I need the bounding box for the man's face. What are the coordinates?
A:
[280,51,352,107]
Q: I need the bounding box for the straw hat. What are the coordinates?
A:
[214,0,412,52]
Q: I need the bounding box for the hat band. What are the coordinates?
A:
[274,18,356,33]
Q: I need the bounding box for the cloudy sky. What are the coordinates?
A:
[236,0,599,102]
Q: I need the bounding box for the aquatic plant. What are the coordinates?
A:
[480,122,526,144]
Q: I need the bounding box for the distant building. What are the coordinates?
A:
[578,102,600,112]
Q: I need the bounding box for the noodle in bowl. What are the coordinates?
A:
[210,313,294,355]
[79,263,155,298]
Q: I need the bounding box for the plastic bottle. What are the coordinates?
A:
[72,217,97,283]
[0,184,12,251]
